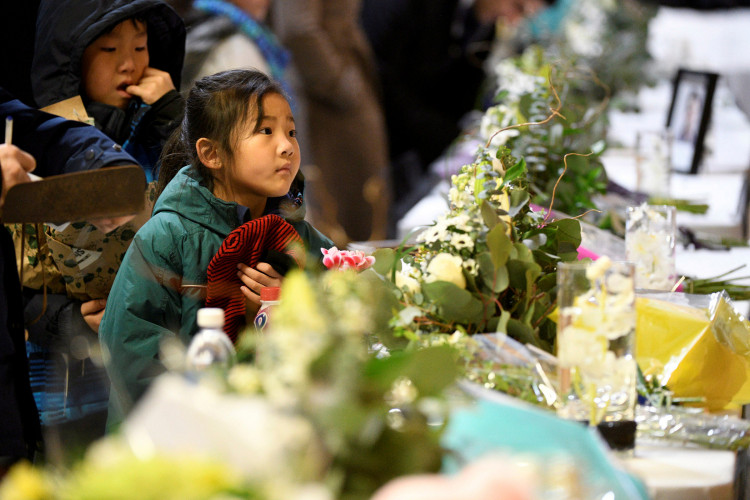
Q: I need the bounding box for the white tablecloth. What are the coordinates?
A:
[621,441,736,500]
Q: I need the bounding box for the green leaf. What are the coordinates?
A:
[480,201,500,230]
[508,190,530,217]
[495,309,511,334]
[507,318,539,347]
[486,224,513,269]
[503,158,526,183]
[422,281,484,323]
[373,248,397,276]
[478,252,509,294]
[550,218,581,250]
[404,345,459,397]
[363,345,457,397]
[507,259,541,292]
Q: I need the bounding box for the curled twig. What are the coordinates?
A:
[485,72,565,149]
[543,151,595,225]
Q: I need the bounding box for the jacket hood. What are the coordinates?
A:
[32,0,185,108]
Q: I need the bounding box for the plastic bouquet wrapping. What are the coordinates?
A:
[635,404,750,450]
[636,290,750,411]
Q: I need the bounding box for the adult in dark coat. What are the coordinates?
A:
[0,87,138,474]
[361,0,554,207]
[0,1,40,106]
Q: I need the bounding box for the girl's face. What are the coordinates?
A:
[217,93,300,211]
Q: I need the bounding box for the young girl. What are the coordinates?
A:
[99,69,333,425]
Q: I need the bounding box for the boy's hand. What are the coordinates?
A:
[126,67,175,105]
[81,298,107,333]
[237,262,283,311]
[0,144,36,209]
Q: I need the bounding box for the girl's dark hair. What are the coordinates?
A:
[157,69,286,198]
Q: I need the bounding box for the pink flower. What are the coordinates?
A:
[321,246,375,272]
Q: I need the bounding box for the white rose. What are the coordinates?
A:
[426,253,466,289]
[395,271,421,295]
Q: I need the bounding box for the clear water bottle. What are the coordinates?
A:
[253,286,281,331]
[186,308,236,372]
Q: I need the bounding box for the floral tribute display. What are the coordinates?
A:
[374,127,582,355]
[479,48,609,219]
[0,270,459,500]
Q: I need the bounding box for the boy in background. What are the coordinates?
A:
[9,0,185,460]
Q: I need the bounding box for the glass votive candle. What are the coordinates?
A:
[635,129,672,198]
[625,204,677,291]
[555,258,637,434]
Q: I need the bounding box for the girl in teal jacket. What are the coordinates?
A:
[99,70,333,425]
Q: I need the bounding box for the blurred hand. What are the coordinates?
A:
[81,298,107,333]
[0,144,36,209]
[237,262,283,313]
[126,67,175,105]
[89,214,136,234]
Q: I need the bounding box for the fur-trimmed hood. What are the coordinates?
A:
[32,0,185,108]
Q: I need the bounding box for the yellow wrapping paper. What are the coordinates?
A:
[636,295,750,411]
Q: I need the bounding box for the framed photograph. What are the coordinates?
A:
[666,69,719,174]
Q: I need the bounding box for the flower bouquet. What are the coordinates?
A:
[0,270,458,500]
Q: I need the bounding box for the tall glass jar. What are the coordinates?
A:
[556,258,637,431]
[635,129,672,198]
[625,204,677,291]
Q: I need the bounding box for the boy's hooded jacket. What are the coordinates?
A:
[99,166,333,426]
[0,87,138,465]
[32,0,186,175]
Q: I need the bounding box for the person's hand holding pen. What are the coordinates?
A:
[0,116,37,211]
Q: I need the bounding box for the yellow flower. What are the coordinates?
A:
[0,461,53,500]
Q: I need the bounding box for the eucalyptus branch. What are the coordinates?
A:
[485,72,565,149]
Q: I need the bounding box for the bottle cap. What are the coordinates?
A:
[260,286,281,302]
[197,307,225,329]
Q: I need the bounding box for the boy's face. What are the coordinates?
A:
[81,19,149,109]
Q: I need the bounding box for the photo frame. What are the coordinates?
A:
[666,69,719,174]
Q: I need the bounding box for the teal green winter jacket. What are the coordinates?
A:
[99,165,333,425]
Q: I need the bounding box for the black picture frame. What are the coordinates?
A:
[666,69,719,174]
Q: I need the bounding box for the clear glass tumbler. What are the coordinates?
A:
[635,129,672,198]
[625,204,677,291]
[556,259,637,432]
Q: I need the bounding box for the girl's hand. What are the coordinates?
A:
[81,298,107,333]
[126,67,175,105]
[237,262,283,311]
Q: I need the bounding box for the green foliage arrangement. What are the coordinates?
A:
[480,49,609,217]
[374,135,582,354]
